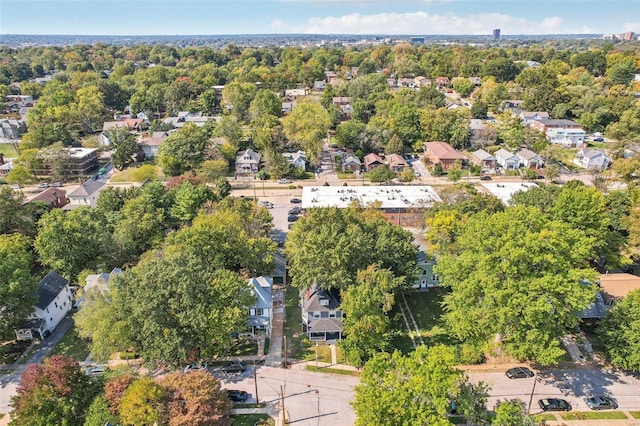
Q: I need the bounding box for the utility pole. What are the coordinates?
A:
[315,340,318,368]
[527,374,538,414]
[253,362,259,404]
[280,385,287,424]
[283,336,288,368]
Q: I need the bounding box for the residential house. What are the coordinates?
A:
[235,148,261,175]
[247,277,273,337]
[341,154,362,172]
[501,99,525,111]
[529,118,582,134]
[283,150,307,170]
[599,273,640,306]
[386,77,397,88]
[102,118,145,133]
[386,153,409,172]
[518,111,549,124]
[435,77,450,89]
[397,78,415,88]
[139,131,171,159]
[517,148,544,169]
[332,97,351,107]
[546,127,587,148]
[300,284,343,341]
[66,180,106,208]
[284,88,307,101]
[281,101,296,116]
[313,80,327,91]
[414,76,432,88]
[364,153,384,171]
[269,252,287,286]
[494,148,520,170]
[15,272,73,340]
[412,251,439,290]
[163,112,210,128]
[0,154,13,176]
[339,103,353,118]
[0,118,26,140]
[573,148,610,169]
[27,188,69,209]
[469,119,487,147]
[324,71,336,84]
[75,268,122,307]
[423,141,466,171]
[469,77,482,86]
[471,149,497,170]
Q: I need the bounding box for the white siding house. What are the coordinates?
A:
[248,277,273,337]
[546,127,586,148]
[495,149,519,170]
[573,148,610,169]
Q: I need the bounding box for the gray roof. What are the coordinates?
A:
[495,148,518,162]
[269,252,286,279]
[534,118,581,127]
[517,148,540,160]
[36,271,69,310]
[579,148,605,159]
[68,180,105,198]
[301,284,340,312]
[578,292,607,319]
[236,148,261,165]
[249,277,272,311]
[472,149,495,161]
[307,317,343,333]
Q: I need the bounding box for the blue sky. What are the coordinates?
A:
[0,0,638,36]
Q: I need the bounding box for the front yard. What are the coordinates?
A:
[50,326,90,362]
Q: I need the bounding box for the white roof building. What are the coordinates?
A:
[480,182,537,205]
[301,186,441,210]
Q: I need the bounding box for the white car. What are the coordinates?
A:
[258,200,273,209]
[278,178,292,184]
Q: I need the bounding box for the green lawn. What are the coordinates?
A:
[561,411,628,420]
[109,165,162,183]
[303,343,333,363]
[629,411,640,419]
[283,285,313,360]
[228,340,258,357]
[229,413,273,426]
[50,326,90,362]
[0,144,19,157]
[533,413,557,421]
[305,365,360,377]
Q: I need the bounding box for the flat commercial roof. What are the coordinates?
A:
[301,185,441,210]
[480,182,537,205]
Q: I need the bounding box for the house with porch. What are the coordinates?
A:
[470,149,497,170]
[235,148,261,175]
[573,148,610,169]
[412,251,439,290]
[495,148,519,170]
[283,150,307,170]
[546,127,587,148]
[139,131,171,159]
[518,111,549,124]
[530,118,582,133]
[301,284,343,341]
[15,271,73,340]
[517,148,544,169]
[342,154,362,172]
[423,141,466,171]
[66,180,106,209]
[248,276,273,337]
[364,153,384,171]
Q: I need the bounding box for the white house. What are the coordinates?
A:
[518,111,549,124]
[283,150,307,170]
[495,148,519,170]
[15,272,73,340]
[235,148,261,175]
[546,127,586,148]
[66,180,106,208]
[247,276,273,337]
[573,148,610,169]
[313,80,327,91]
[517,148,544,169]
[412,251,439,290]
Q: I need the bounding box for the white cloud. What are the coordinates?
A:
[270,11,587,34]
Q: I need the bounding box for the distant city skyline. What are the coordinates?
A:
[0,0,637,36]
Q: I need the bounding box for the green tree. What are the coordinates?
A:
[10,355,100,426]
[282,100,330,166]
[170,182,215,223]
[399,167,415,182]
[0,234,37,340]
[494,112,525,151]
[119,377,166,426]
[84,395,119,426]
[221,81,257,121]
[481,57,521,83]
[131,164,158,182]
[34,208,108,280]
[352,345,484,426]
[453,78,474,97]
[158,123,209,176]
[5,165,33,187]
[368,164,396,184]
[597,289,640,371]
[436,206,599,365]
[249,89,281,120]
[335,120,366,150]
[340,265,403,367]
[198,159,229,182]
[470,100,488,119]
[492,399,537,426]
[215,177,231,199]
[421,108,470,150]
[0,187,35,235]
[105,128,139,170]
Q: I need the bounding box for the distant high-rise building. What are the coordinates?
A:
[623,31,635,41]
[410,36,425,44]
[493,29,501,40]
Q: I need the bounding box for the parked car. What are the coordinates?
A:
[38,182,49,188]
[222,361,246,373]
[288,207,301,215]
[539,398,571,412]
[85,366,108,376]
[505,367,534,379]
[593,137,604,142]
[51,182,63,187]
[10,184,20,190]
[184,362,208,373]
[287,215,299,222]
[479,175,492,181]
[258,200,273,209]
[290,198,302,204]
[226,389,249,402]
[585,396,618,410]
[414,171,421,177]
[278,178,292,184]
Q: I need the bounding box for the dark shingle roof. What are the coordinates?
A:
[36,271,69,310]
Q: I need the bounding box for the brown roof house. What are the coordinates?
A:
[423,141,465,171]
[386,153,409,172]
[27,188,69,209]
[364,153,384,171]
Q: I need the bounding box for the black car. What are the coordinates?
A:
[287,215,299,222]
[288,207,301,215]
[226,389,249,402]
[479,176,491,181]
[539,398,571,412]
[222,361,246,373]
[290,198,302,204]
[505,367,534,379]
[585,396,618,410]
[593,137,604,142]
